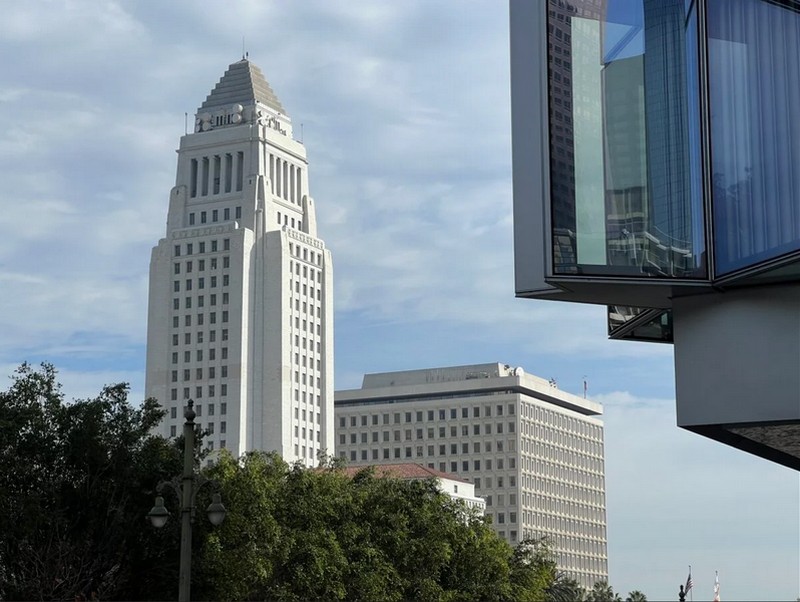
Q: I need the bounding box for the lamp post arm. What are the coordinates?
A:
[156,477,183,502]
[189,475,223,519]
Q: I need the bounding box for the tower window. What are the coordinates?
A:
[236,152,244,191]
[225,154,232,193]
[213,156,221,194]
[190,158,198,198]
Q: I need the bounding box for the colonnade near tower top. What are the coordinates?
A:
[188,153,304,206]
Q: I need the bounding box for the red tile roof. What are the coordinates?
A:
[340,463,469,483]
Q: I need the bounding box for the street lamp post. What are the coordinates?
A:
[147,400,226,602]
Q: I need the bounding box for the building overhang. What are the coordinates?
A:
[510,0,800,469]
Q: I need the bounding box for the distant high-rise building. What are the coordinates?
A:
[335,363,608,588]
[146,59,334,465]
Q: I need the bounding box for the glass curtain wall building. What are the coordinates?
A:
[511,0,800,469]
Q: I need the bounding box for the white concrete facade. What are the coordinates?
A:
[335,363,607,588]
[146,60,333,466]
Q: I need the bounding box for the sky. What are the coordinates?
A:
[0,1,797,599]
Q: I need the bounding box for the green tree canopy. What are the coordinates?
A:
[546,574,586,602]
[195,453,559,601]
[0,363,182,600]
[586,580,623,602]
[0,364,563,601]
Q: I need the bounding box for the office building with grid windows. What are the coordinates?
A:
[334,363,607,588]
[146,59,334,465]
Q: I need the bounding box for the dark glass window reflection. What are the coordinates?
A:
[548,0,706,278]
[708,0,800,276]
[608,306,673,342]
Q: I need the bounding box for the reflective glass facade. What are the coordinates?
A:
[547,0,800,282]
[514,0,800,470]
[607,305,672,342]
[548,0,706,279]
[708,0,800,275]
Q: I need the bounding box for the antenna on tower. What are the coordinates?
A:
[184,112,188,135]
[242,36,246,60]
[300,123,304,143]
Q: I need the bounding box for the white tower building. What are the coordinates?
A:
[145,59,334,466]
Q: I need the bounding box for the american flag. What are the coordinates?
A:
[685,567,693,593]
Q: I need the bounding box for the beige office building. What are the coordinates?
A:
[335,363,607,587]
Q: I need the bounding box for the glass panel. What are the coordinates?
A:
[548,0,706,278]
[708,0,800,275]
[608,306,673,342]
[608,304,648,334]
[625,309,673,342]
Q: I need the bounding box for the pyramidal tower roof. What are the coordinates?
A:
[199,59,285,114]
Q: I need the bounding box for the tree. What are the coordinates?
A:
[194,454,545,601]
[0,364,565,601]
[547,574,586,602]
[508,538,558,601]
[586,580,623,602]
[0,363,182,600]
[625,591,648,602]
